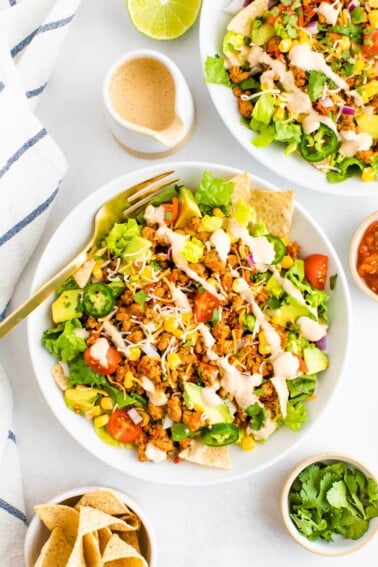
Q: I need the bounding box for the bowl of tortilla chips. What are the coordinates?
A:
[28,162,351,485]
[24,486,157,567]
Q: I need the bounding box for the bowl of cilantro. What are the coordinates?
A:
[281,452,378,556]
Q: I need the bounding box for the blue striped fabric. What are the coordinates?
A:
[0,81,4,93]
[26,82,47,98]
[0,128,47,180]
[8,0,17,6]
[0,185,59,247]
[0,499,27,524]
[11,13,75,58]
[8,430,16,443]
[0,300,10,322]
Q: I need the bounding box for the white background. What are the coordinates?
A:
[1,1,378,565]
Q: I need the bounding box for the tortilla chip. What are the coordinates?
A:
[66,537,87,567]
[230,172,252,205]
[227,0,269,35]
[83,532,102,567]
[119,530,141,553]
[51,362,68,391]
[102,534,148,567]
[78,506,137,536]
[75,489,130,516]
[249,189,294,237]
[179,439,232,470]
[98,527,113,555]
[34,527,72,567]
[34,504,79,547]
[73,259,96,288]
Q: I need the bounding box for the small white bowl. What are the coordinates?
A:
[103,49,195,158]
[350,211,378,302]
[24,485,157,567]
[281,452,378,556]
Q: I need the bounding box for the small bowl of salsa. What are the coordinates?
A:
[350,211,378,301]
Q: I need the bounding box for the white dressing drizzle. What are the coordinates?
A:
[272,351,299,380]
[145,442,167,463]
[210,229,230,263]
[289,43,348,92]
[89,338,109,368]
[198,323,218,361]
[297,316,328,342]
[228,219,275,268]
[340,130,373,158]
[270,376,290,418]
[218,357,263,409]
[144,204,165,225]
[318,1,341,26]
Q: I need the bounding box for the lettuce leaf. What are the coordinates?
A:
[251,94,276,125]
[286,260,329,322]
[274,120,302,143]
[106,219,140,255]
[204,56,231,86]
[195,171,234,214]
[307,71,327,102]
[42,319,87,362]
[68,356,106,387]
[283,401,307,431]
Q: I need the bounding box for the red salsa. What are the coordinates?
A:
[357,220,378,294]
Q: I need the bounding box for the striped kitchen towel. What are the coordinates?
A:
[0,0,81,564]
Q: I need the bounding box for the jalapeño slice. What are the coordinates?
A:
[201,423,239,447]
[266,235,286,264]
[299,124,338,163]
[82,283,115,318]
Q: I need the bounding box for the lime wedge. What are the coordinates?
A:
[127,0,202,40]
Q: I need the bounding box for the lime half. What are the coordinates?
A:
[127,0,202,40]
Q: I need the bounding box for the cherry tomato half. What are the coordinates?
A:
[84,339,121,375]
[107,410,142,443]
[162,197,179,225]
[194,290,220,323]
[363,28,378,58]
[304,254,329,290]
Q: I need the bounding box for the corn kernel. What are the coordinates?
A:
[213,208,224,218]
[368,0,378,8]
[100,396,113,411]
[206,277,218,288]
[258,331,271,355]
[94,414,109,428]
[138,409,150,426]
[186,330,198,345]
[92,260,103,280]
[362,168,376,182]
[368,10,378,26]
[361,80,378,103]
[140,266,153,280]
[124,371,134,389]
[279,38,292,53]
[273,107,285,120]
[181,312,192,325]
[127,347,141,361]
[354,59,365,74]
[241,434,256,451]
[280,255,294,269]
[167,353,182,369]
[85,406,102,419]
[164,317,183,338]
[297,31,310,45]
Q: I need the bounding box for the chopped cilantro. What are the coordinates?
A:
[133,290,148,304]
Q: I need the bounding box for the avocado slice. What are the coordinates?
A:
[183,383,233,424]
[64,387,99,415]
[272,297,313,328]
[266,275,284,299]
[303,347,329,374]
[175,187,202,229]
[123,236,152,260]
[95,426,131,448]
[52,289,82,324]
[252,22,275,46]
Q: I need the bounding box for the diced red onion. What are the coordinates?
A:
[319,96,333,108]
[162,416,173,430]
[315,335,327,351]
[348,0,359,11]
[342,106,355,116]
[167,247,173,261]
[243,0,252,5]
[127,408,143,425]
[305,20,318,35]
[247,253,255,265]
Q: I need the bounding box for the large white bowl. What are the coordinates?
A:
[27,161,351,486]
[199,0,376,196]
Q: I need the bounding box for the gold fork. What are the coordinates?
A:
[0,170,178,339]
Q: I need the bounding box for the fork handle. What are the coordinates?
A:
[0,252,88,340]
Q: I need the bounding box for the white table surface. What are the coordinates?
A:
[2,1,378,565]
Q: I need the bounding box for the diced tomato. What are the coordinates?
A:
[194,290,220,323]
[107,410,141,443]
[363,29,378,58]
[293,354,308,374]
[162,197,179,225]
[304,254,329,290]
[84,340,121,375]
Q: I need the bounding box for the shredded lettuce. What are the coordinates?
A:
[106,219,140,256]
[68,356,106,387]
[307,71,327,102]
[286,260,329,322]
[42,319,87,362]
[274,120,302,143]
[204,55,231,86]
[283,400,307,431]
[252,126,275,147]
[251,94,276,125]
[195,171,234,214]
[231,198,256,227]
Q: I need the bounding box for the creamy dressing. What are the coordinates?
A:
[271,376,290,418]
[289,44,348,92]
[270,270,305,305]
[201,387,224,408]
[169,283,192,311]
[318,1,341,26]
[145,442,167,463]
[109,57,176,132]
[210,229,230,263]
[198,323,218,360]
[272,351,299,379]
[144,204,166,225]
[339,130,373,158]
[229,219,275,267]
[102,320,127,351]
[237,278,282,355]
[219,357,262,409]
[297,316,327,342]
[89,338,110,368]
[249,416,277,441]
[156,226,222,298]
